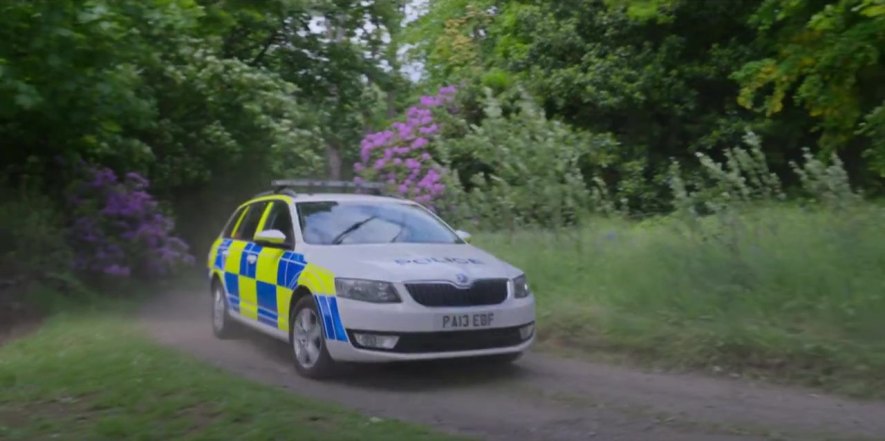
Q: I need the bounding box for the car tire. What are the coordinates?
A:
[211,280,238,339]
[289,295,337,379]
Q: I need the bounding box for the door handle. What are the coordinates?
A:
[222,250,230,256]
[247,254,257,264]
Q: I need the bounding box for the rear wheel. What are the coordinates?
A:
[289,295,336,379]
[211,281,237,339]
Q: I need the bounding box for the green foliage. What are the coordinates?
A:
[437,90,619,228]
[0,0,415,265]
[791,147,863,207]
[859,102,885,174]
[148,46,322,190]
[603,0,680,22]
[669,132,785,216]
[401,0,495,85]
[217,0,408,179]
[0,0,168,167]
[0,0,324,196]
[669,131,861,218]
[404,0,772,212]
[0,188,72,281]
[402,0,885,208]
[734,0,885,177]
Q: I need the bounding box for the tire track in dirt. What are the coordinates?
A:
[139,288,885,441]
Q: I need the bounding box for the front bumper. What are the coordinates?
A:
[325,292,536,362]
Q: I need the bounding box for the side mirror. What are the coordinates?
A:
[254,229,288,247]
[455,230,472,243]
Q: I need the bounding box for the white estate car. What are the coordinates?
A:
[206,180,536,378]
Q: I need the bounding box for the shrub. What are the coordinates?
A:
[64,163,193,279]
[437,90,619,229]
[791,147,862,208]
[352,86,620,229]
[667,132,784,218]
[353,85,459,208]
[0,188,72,281]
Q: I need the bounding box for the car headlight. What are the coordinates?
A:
[335,278,401,303]
[513,274,531,298]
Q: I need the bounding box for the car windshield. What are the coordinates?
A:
[296,201,463,245]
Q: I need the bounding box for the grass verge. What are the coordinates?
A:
[475,205,885,398]
[0,311,464,441]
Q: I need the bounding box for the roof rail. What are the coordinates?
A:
[269,179,388,196]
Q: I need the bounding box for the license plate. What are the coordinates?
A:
[439,312,495,330]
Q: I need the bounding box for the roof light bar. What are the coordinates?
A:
[270,179,387,195]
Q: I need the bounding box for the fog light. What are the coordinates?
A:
[353,333,399,349]
[519,323,535,340]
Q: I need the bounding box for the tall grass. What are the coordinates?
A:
[476,204,885,396]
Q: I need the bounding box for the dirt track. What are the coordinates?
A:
[139,288,885,441]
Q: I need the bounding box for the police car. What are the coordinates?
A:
[207,180,536,378]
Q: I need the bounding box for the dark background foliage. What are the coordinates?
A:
[1,0,884,283]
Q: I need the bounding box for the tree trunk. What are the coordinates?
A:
[326,142,342,180]
[386,88,398,118]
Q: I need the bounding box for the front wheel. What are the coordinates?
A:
[211,281,238,339]
[289,296,336,379]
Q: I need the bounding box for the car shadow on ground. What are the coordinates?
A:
[238,328,532,392]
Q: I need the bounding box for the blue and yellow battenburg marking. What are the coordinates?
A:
[315,295,348,342]
[210,237,347,342]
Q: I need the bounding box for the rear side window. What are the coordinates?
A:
[232,202,268,241]
[222,207,247,238]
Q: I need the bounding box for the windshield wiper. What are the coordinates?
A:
[331,216,378,245]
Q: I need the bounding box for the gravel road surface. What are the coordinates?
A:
[139,289,885,441]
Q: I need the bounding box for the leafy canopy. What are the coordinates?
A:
[734,0,885,177]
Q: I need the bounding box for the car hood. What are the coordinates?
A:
[301,243,522,283]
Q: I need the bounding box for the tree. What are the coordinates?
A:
[198,0,409,180]
[734,0,885,181]
[403,0,768,212]
[401,0,495,86]
[0,0,322,195]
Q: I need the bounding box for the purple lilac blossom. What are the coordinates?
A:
[439,85,457,96]
[66,164,193,278]
[89,168,117,188]
[411,138,429,149]
[419,124,439,135]
[353,85,459,208]
[125,172,149,190]
[103,264,131,277]
[420,96,441,107]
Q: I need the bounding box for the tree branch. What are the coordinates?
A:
[249,27,281,66]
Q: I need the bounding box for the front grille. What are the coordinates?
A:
[405,279,509,307]
[347,325,529,353]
